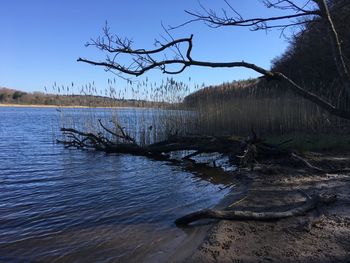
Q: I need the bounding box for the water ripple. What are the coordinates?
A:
[0,107,229,262]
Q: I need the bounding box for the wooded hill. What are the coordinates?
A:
[183,0,350,135]
[0,87,164,108]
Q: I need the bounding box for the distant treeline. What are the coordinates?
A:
[183,0,350,136]
[0,88,165,108]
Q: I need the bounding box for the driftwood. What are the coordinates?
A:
[290,152,350,174]
[175,193,337,226]
[290,153,325,173]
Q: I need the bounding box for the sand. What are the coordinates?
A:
[175,152,350,263]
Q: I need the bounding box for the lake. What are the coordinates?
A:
[0,107,230,262]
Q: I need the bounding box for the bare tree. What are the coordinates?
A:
[77,0,350,120]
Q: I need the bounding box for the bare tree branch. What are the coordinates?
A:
[169,0,319,31]
[77,0,350,120]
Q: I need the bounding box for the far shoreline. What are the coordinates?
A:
[0,103,154,109]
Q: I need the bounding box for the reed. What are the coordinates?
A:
[51,78,197,147]
[184,80,350,139]
[52,76,349,150]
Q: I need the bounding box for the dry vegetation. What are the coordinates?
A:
[183,80,350,137]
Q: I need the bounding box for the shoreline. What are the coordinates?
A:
[180,152,350,263]
[0,103,154,109]
[0,103,86,108]
[169,164,252,263]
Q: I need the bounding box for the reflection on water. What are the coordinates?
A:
[0,107,230,262]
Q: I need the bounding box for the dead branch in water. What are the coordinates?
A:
[58,123,350,176]
[59,126,244,157]
[58,121,297,167]
[98,119,136,143]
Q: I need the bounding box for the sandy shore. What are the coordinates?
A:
[176,152,350,263]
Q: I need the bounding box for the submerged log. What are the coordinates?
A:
[175,193,337,226]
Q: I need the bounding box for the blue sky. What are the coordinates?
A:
[1,0,292,96]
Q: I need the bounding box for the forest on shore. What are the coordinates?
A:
[183,0,350,137]
[0,87,164,108]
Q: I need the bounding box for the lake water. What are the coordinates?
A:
[0,107,230,262]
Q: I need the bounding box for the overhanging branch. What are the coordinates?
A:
[169,0,320,31]
[77,0,350,120]
[78,33,350,120]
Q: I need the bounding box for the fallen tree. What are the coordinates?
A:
[61,0,350,171]
[60,117,349,168]
[58,119,350,175]
[58,118,291,163]
[59,124,242,159]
